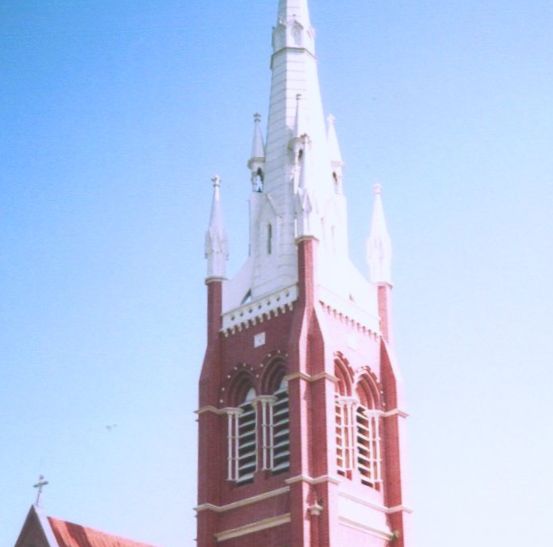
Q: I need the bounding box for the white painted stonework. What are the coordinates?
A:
[206,0,392,330]
[222,284,298,335]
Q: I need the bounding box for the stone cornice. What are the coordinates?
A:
[285,474,340,486]
[338,491,413,515]
[195,486,290,514]
[382,408,409,419]
[285,371,338,384]
[221,284,298,336]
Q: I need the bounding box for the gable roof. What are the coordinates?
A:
[48,516,155,547]
[15,505,155,547]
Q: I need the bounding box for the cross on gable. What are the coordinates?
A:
[33,474,49,506]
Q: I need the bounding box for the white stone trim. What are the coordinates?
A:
[195,486,289,513]
[285,474,340,486]
[381,408,409,419]
[339,516,393,541]
[387,504,414,514]
[222,284,298,335]
[338,491,413,515]
[215,513,291,542]
[285,371,338,383]
[33,505,59,547]
[195,405,226,416]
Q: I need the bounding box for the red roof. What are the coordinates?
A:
[48,516,155,547]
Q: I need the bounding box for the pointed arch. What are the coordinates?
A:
[260,357,287,395]
[354,366,382,410]
[334,355,354,396]
[228,369,256,407]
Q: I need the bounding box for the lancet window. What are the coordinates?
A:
[227,386,257,484]
[355,378,382,487]
[270,378,290,472]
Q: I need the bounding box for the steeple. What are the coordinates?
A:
[198,3,410,546]
[204,176,228,280]
[242,0,334,297]
[247,113,265,191]
[367,184,392,284]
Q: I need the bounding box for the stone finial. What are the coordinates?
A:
[248,113,266,191]
[205,175,229,279]
[367,183,392,284]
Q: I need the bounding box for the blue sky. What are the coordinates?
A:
[1,1,552,545]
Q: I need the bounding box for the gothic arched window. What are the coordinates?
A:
[355,377,382,488]
[335,361,383,489]
[334,360,354,477]
[260,361,290,474]
[227,385,257,484]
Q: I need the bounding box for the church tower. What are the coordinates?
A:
[196,1,411,545]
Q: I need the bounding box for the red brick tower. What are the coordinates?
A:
[196,1,411,545]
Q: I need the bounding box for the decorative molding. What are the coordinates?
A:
[338,491,413,515]
[195,402,409,419]
[195,405,226,416]
[285,371,338,384]
[381,408,409,419]
[215,513,291,542]
[195,486,289,514]
[222,285,298,335]
[387,504,414,515]
[285,474,340,486]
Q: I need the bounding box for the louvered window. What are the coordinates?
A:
[356,405,382,487]
[270,379,290,472]
[227,388,257,484]
[336,396,355,475]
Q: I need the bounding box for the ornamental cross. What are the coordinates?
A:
[33,475,49,506]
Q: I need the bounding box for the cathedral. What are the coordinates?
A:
[196,0,410,546]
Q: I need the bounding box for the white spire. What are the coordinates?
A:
[273,2,315,56]
[278,0,311,22]
[205,175,229,279]
[248,113,265,191]
[367,184,392,284]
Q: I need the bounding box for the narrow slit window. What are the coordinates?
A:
[267,224,273,255]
